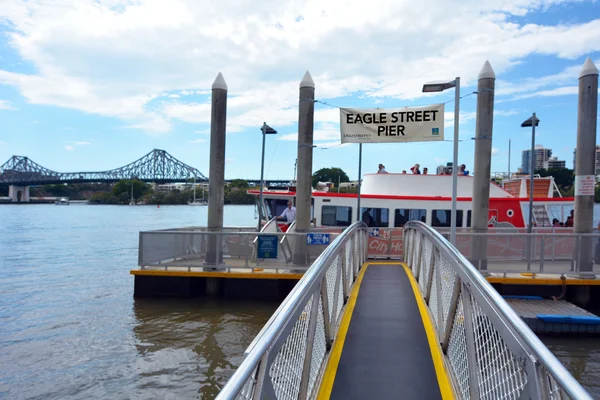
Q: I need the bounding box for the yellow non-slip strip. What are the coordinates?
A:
[317,261,454,400]
[402,263,455,400]
[129,269,302,280]
[316,261,371,400]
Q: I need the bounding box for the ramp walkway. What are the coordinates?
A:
[216,221,592,400]
[321,262,451,399]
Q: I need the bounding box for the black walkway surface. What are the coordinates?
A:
[329,263,443,400]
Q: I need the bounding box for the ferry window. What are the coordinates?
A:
[360,207,389,227]
[466,211,471,227]
[394,209,426,227]
[322,206,353,227]
[265,199,291,220]
[431,209,463,227]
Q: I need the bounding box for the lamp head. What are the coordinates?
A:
[521,116,540,128]
[422,80,457,93]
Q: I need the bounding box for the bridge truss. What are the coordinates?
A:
[0,149,207,186]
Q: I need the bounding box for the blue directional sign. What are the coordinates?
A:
[257,235,278,259]
[306,233,331,245]
[369,228,380,237]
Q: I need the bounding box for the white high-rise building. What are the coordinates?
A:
[522,145,552,174]
[573,145,600,174]
[544,157,566,170]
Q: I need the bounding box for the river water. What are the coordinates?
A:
[1,204,599,399]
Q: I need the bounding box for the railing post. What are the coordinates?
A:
[138,232,144,267]
[361,230,367,264]
[321,276,332,348]
[298,290,322,400]
[425,247,437,303]
[402,229,408,263]
[540,236,545,273]
[414,233,424,280]
[435,255,444,341]
[461,283,480,400]
[330,262,342,326]
[576,235,582,272]
[341,251,348,302]
[251,351,271,399]
[244,234,249,268]
[442,277,462,352]
[523,358,546,400]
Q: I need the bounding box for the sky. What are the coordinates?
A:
[0,0,599,181]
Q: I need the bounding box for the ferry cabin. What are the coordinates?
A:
[249,173,574,230]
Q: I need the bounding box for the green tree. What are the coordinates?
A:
[312,167,349,188]
[112,179,148,201]
[228,179,250,189]
[534,168,574,192]
[226,188,255,204]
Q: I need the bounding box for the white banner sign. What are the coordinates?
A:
[575,175,595,196]
[339,104,445,143]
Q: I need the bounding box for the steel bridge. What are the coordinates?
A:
[0,149,290,187]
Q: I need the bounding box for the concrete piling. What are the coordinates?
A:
[293,71,315,267]
[206,73,228,266]
[470,61,496,272]
[574,58,598,277]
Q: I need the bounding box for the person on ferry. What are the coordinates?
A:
[423,167,428,175]
[459,164,469,176]
[377,164,388,174]
[565,210,574,227]
[402,170,407,174]
[552,218,560,227]
[276,201,296,224]
[410,164,421,174]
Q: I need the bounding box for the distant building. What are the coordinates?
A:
[573,145,600,174]
[543,157,566,170]
[339,181,359,189]
[522,145,552,174]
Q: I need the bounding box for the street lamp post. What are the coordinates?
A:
[423,77,460,244]
[258,122,277,231]
[521,114,540,269]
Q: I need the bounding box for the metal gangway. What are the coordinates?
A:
[216,221,592,399]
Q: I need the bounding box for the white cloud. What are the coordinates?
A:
[492,147,500,155]
[0,140,6,145]
[495,109,520,117]
[512,86,579,100]
[316,142,352,149]
[65,145,74,151]
[444,111,477,128]
[0,0,598,135]
[435,157,446,163]
[0,100,16,110]
[189,138,205,144]
[75,141,91,145]
[194,129,210,134]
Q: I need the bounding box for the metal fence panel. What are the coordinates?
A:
[403,221,591,400]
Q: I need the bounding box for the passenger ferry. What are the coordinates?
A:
[249,173,574,230]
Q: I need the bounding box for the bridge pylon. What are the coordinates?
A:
[8,185,30,202]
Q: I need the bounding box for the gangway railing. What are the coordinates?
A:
[403,221,591,399]
[216,222,367,400]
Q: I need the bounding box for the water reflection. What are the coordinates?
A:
[132,298,276,399]
[542,337,600,398]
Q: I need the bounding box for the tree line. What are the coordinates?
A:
[21,179,256,205]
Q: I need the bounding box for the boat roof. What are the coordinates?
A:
[248,174,573,202]
[360,173,512,198]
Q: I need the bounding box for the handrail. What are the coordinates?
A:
[403,221,591,399]
[216,221,367,399]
